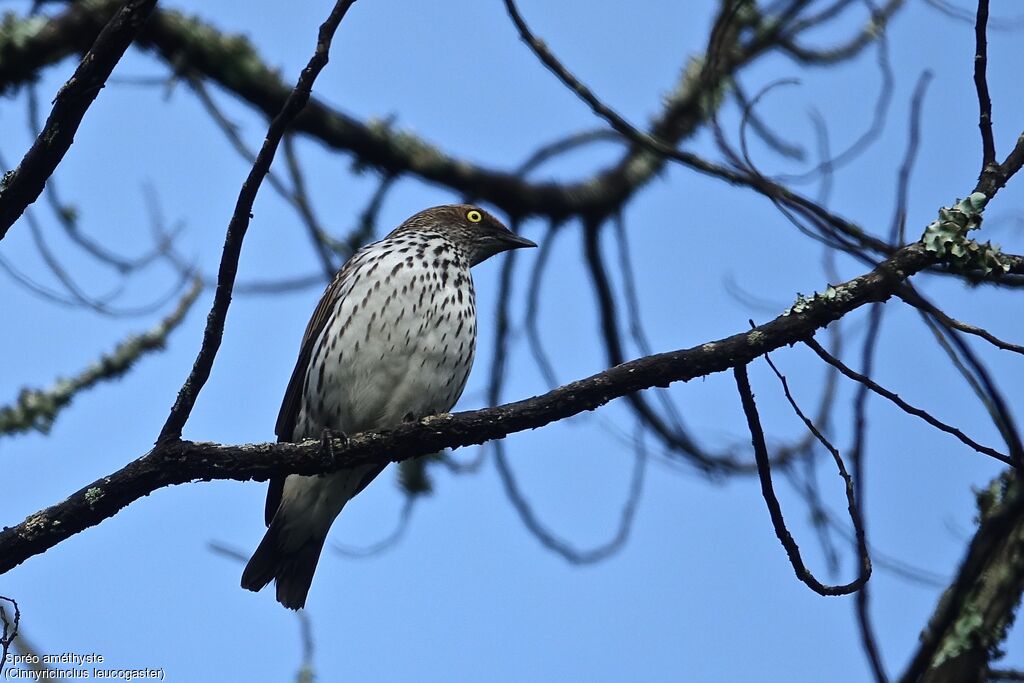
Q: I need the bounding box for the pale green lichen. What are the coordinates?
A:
[975,475,1009,523]
[677,55,725,119]
[85,487,104,506]
[20,512,54,540]
[783,283,857,316]
[931,605,985,668]
[784,292,813,317]
[925,471,1024,672]
[921,192,1009,275]
[0,11,49,51]
[419,413,452,427]
[162,10,268,89]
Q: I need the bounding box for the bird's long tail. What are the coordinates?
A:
[241,466,385,609]
[241,519,327,610]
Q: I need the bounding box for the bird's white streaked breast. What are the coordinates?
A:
[295,235,477,438]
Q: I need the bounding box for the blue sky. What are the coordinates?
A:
[2,0,1023,680]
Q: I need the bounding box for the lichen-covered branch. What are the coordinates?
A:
[0,278,202,437]
[901,472,1024,683]
[3,224,1014,575]
[0,0,902,222]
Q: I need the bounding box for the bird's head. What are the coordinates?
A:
[392,204,536,266]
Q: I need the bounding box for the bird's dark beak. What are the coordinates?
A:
[501,233,537,249]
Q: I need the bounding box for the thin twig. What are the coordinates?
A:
[896,285,1024,356]
[523,223,560,386]
[282,133,336,279]
[849,298,889,683]
[3,236,1023,574]
[582,219,728,470]
[24,83,175,276]
[774,26,895,185]
[333,496,415,558]
[341,173,396,257]
[0,0,157,238]
[762,352,871,588]
[733,81,805,161]
[1,278,203,437]
[782,0,907,63]
[924,0,1024,29]
[492,232,647,563]
[613,214,690,439]
[515,129,624,176]
[804,337,1011,466]
[0,596,19,678]
[890,71,933,244]
[974,0,996,171]
[190,78,336,280]
[733,364,868,595]
[937,322,1024,465]
[157,0,359,443]
[493,430,646,565]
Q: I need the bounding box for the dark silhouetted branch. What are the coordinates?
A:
[333,496,416,558]
[804,338,1011,466]
[901,473,1024,683]
[781,0,906,64]
[157,0,358,444]
[734,364,870,596]
[890,71,933,244]
[0,229,1002,575]
[582,219,725,469]
[0,596,19,678]
[896,285,1024,356]
[762,351,870,587]
[189,78,335,281]
[849,299,890,683]
[282,133,336,279]
[0,278,202,437]
[924,0,1024,29]
[493,430,646,565]
[0,0,157,239]
[974,0,996,172]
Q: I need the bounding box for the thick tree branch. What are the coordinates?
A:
[902,472,1024,683]
[4,229,1019,575]
[0,0,899,223]
[0,0,157,239]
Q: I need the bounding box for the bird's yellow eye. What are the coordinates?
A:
[466,209,482,223]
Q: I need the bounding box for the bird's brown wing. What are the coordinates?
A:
[265,263,356,526]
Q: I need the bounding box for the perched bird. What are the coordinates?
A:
[241,204,535,609]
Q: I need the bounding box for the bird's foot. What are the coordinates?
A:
[318,427,349,462]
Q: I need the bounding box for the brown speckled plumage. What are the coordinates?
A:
[241,204,535,609]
